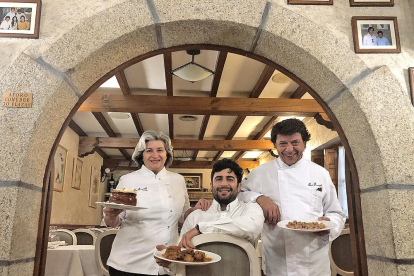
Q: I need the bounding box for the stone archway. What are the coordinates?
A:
[0,1,412,275]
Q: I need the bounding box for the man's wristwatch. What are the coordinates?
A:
[195,224,202,234]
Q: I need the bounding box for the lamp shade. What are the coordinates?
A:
[172,62,214,83]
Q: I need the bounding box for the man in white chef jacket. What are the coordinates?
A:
[155,158,264,274]
[238,118,346,276]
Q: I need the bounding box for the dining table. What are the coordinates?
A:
[45,244,100,276]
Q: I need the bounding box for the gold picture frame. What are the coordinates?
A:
[53,145,68,192]
[71,157,83,190]
[180,173,203,191]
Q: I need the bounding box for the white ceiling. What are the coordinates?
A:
[73,50,313,161]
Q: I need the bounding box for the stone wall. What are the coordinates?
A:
[0,0,413,275]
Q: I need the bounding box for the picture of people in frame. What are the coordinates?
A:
[0,6,32,31]
[361,25,392,46]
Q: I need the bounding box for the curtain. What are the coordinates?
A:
[337,146,348,217]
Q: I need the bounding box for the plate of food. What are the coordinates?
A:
[154,246,221,265]
[96,202,147,211]
[277,220,336,232]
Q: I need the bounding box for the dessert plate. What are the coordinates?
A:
[96,202,147,211]
[277,220,336,232]
[154,249,221,266]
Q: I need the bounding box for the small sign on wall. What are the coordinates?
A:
[2,93,33,108]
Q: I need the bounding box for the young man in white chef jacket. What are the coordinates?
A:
[155,158,264,274]
[238,118,346,276]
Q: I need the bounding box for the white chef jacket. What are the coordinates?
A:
[181,198,264,244]
[169,198,264,276]
[238,157,346,276]
[363,33,377,46]
[106,166,190,275]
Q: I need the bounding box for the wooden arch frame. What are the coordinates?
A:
[35,44,367,275]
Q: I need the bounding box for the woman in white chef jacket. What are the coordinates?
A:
[103,130,209,276]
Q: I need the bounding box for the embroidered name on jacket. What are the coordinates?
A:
[308,182,322,187]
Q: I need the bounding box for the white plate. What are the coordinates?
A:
[277,220,336,232]
[154,249,221,265]
[96,202,148,211]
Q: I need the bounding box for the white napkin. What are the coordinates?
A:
[48,241,66,246]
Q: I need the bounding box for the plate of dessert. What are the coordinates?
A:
[154,246,221,265]
[96,188,147,211]
[277,220,336,232]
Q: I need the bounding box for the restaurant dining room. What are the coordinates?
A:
[41,47,355,276]
[1,1,413,276]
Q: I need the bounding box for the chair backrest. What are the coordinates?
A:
[89,228,105,236]
[329,228,354,276]
[186,233,261,276]
[73,229,97,245]
[55,229,77,245]
[95,229,118,276]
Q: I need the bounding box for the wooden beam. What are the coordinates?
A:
[131,113,144,136]
[115,71,131,95]
[103,159,260,171]
[68,120,87,136]
[92,112,131,160]
[164,52,174,138]
[193,52,228,160]
[116,71,144,135]
[210,51,227,97]
[213,116,246,161]
[216,65,273,161]
[79,137,274,157]
[291,86,307,99]
[314,113,334,130]
[68,120,109,159]
[80,94,323,116]
[250,65,274,98]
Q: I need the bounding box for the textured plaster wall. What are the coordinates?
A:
[0,0,413,275]
[50,128,105,226]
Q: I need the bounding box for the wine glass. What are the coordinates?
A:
[51,234,60,249]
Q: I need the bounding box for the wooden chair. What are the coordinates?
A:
[329,228,354,276]
[73,229,97,245]
[95,229,118,276]
[54,229,77,245]
[186,233,261,276]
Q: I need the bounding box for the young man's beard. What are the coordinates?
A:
[213,187,238,205]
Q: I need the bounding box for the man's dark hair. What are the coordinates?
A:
[211,158,244,184]
[271,118,311,144]
[377,31,383,35]
[368,27,374,32]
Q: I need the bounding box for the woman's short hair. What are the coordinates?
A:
[271,118,311,144]
[131,130,174,169]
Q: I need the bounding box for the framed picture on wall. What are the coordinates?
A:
[351,17,400,53]
[0,0,42,38]
[53,145,68,192]
[350,0,394,7]
[408,67,414,106]
[71,157,83,190]
[180,173,203,191]
[288,0,333,5]
[88,167,100,208]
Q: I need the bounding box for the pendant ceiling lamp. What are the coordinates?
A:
[171,50,215,83]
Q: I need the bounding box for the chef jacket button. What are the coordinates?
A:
[169,195,172,198]
[164,243,168,245]
[170,210,173,212]
[167,226,170,229]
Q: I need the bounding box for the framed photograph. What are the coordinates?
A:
[71,157,83,190]
[53,145,68,192]
[88,167,100,208]
[350,0,394,7]
[409,68,414,106]
[288,0,333,5]
[352,17,400,53]
[0,0,41,38]
[180,173,203,191]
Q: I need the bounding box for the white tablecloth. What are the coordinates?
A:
[45,245,99,276]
